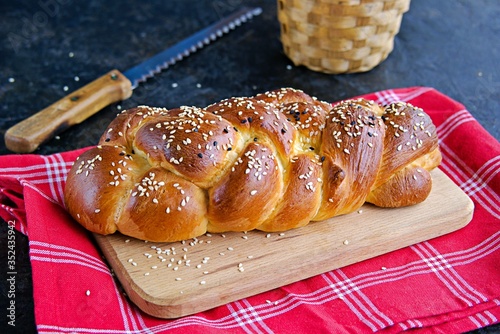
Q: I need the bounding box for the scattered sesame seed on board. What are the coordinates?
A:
[86,290,90,296]
[343,240,349,245]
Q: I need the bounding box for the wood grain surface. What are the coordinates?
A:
[94,169,473,319]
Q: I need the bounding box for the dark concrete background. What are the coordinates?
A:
[0,0,499,332]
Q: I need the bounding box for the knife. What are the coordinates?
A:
[4,6,262,153]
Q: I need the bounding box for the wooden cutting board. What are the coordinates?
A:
[94,169,473,319]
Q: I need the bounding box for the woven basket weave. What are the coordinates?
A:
[277,0,411,74]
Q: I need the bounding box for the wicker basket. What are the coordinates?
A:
[277,0,411,74]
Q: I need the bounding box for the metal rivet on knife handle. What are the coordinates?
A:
[4,70,133,153]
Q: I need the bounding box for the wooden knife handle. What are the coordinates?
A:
[4,69,133,153]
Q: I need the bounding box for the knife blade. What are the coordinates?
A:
[4,6,262,153]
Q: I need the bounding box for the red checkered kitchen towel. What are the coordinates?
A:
[1,87,499,333]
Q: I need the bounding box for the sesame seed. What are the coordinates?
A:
[86,290,90,296]
[250,190,258,195]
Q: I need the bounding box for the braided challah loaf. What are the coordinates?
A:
[64,88,441,242]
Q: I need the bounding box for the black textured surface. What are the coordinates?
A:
[0,0,499,333]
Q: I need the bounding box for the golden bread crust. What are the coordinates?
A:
[64,88,441,241]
